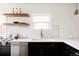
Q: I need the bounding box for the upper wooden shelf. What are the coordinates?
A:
[3,13,30,17]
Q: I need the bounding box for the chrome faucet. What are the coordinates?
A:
[41,29,43,38]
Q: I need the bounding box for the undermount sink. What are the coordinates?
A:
[31,38,62,42]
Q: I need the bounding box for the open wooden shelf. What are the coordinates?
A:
[3,22,30,26]
[3,13,30,17]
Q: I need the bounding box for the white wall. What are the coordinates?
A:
[0,3,79,39]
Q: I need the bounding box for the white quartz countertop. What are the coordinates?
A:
[0,38,65,42]
[8,38,70,42]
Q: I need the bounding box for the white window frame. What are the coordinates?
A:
[32,13,51,29]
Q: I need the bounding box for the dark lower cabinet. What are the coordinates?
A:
[0,43,11,56]
[28,42,65,56]
[0,42,79,56]
[28,42,79,56]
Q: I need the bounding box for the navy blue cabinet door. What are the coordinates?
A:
[28,42,79,56]
[0,43,11,56]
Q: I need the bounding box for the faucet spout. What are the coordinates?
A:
[41,29,43,38]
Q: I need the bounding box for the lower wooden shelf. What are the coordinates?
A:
[3,23,30,26]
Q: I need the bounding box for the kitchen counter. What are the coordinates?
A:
[0,38,79,50]
[9,38,79,50]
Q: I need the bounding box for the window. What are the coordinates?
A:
[32,14,50,29]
